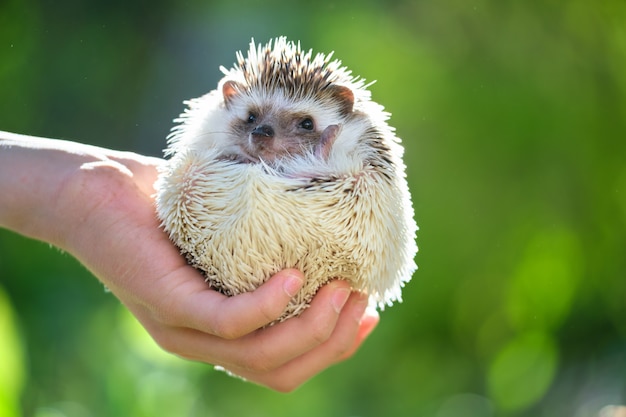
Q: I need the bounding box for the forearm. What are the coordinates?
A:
[0,132,100,241]
[0,131,159,247]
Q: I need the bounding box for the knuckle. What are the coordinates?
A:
[149,327,197,361]
[150,329,179,354]
[210,295,279,339]
[150,298,182,329]
[254,296,284,326]
[209,316,241,340]
[211,320,242,340]
[267,375,306,393]
[309,318,333,345]
[331,341,354,361]
[212,313,256,340]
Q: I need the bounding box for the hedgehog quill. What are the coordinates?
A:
[155,37,418,322]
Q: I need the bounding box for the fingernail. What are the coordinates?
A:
[283,272,304,297]
[331,288,351,313]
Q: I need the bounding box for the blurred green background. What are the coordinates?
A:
[1,0,625,416]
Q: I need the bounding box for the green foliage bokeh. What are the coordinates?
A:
[1,0,625,416]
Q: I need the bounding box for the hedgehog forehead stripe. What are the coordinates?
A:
[220,37,364,100]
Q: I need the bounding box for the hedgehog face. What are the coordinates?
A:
[220,79,354,164]
[166,37,379,170]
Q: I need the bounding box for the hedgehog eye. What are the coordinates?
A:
[299,118,314,131]
[247,112,257,124]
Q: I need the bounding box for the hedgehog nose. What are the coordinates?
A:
[251,124,274,139]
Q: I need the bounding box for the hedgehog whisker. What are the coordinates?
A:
[193,130,233,137]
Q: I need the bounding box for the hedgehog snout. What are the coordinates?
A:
[251,124,275,139]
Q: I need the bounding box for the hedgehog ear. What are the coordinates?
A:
[328,85,355,115]
[222,80,242,108]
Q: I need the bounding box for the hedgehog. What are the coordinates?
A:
[155,37,418,321]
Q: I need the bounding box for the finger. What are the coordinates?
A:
[227,291,371,392]
[212,280,353,371]
[334,306,379,362]
[148,279,352,372]
[158,268,305,339]
[225,291,373,392]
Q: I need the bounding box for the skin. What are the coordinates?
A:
[0,131,379,392]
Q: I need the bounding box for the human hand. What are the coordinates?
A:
[0,133,379,391]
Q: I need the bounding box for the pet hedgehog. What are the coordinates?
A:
[155,37,418,321]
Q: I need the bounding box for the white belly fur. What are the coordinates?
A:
[156,148,417,321]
